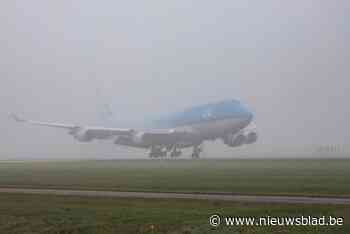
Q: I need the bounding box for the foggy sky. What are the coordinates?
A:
[1,1,350,158]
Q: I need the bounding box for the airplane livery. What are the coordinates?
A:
[11,99,257,158]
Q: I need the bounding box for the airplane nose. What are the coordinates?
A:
[246,111,253,123]
[242,108,253,124]
[232,101,254,125]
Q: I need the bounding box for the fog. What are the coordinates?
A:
[1,1,349,159]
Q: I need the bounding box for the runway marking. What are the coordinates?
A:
[0,188,349,205]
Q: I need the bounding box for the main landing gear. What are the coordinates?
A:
[148,145,201,159]
[149,146,167,158]
[149,145,182,158]
[149,145,182,159]
[170,146,182,158]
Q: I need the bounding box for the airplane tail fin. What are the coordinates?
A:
[95,86,115,125]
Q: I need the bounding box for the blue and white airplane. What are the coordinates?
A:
[11,99,257,158]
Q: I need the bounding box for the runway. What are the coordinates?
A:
[0,188,350,205]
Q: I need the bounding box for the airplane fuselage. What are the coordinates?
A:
[116,100,255,150]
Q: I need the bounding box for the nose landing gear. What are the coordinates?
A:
[191,145,202,159]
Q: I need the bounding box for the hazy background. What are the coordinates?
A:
[1,1,349,159]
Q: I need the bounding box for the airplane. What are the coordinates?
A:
[10,99,257,158]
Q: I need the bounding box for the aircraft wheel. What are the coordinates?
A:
[171,151,181,158]
[191,145,202,159]
[191,153,200,159]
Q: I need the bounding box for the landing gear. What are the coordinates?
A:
[149,146,167,158]
[149,145,183,159]
[170,146,182,158]
[149,144,203,159]
[191,145,202,159]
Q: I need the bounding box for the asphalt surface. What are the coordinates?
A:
[0,188,350,205]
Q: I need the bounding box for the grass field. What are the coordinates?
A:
[0,159,349,196]
[0,193,349,234]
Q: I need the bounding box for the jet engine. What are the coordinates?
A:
[114,132,147,148]
[70,128,93,142]
[224,130,258,147]
[224,133,245,147]
[245,131,258,144]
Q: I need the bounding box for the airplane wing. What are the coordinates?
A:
[9,113,195,146]
[10,113,77,129]
[10,113,134,141]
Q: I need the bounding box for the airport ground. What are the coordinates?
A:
[0,158,349,233]
[0,158,349,196]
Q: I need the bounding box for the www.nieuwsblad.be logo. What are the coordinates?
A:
[209,215,344,227]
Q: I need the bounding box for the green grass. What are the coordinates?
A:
[0,159,349,196]
[0,193,349,234]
